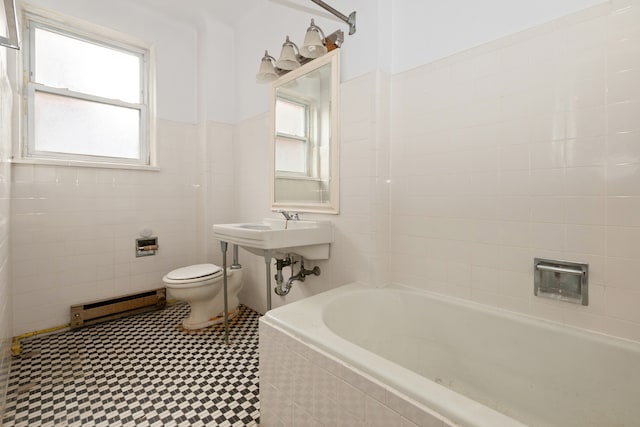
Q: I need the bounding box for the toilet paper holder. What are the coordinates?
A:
[136,237,158,257]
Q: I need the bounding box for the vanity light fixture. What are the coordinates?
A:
[256,50,280,83]
[300,19,327,59]
[255,0,355,83]
[275,36,301,70]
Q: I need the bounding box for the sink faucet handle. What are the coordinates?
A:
[277,210,300,220]
[277,210,291,220]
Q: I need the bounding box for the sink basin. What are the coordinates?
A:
[212,218,333,260]
[237,224,271,230]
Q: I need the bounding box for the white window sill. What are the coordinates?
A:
[10,157,160,171]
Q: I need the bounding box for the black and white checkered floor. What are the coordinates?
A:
[2,303,260,427]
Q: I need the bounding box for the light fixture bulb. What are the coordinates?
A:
[300,19,327,59]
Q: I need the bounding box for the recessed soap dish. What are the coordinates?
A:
[534,258,588,306]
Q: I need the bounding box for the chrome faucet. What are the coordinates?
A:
[278,210,300,221]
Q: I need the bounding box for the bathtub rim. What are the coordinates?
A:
[263,281,640,427]
[263,282,531,427]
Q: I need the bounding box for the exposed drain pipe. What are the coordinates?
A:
[274,256,293,296]
[275,256,320,296]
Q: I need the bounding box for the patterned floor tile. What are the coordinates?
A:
[2,303,260,427]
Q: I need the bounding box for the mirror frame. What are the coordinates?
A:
[270,48,340,214]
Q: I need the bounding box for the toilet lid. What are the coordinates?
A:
[166,263,222,281]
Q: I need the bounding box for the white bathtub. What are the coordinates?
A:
[259,283,640,427]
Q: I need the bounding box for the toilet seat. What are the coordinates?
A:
[163,263,225,286]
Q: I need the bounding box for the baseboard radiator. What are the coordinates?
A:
[70,288,166,329]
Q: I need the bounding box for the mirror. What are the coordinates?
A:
[271,49,339,214]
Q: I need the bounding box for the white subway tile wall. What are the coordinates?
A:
[9,119,230,336]
[229,112,274,313]
[234,72,391,315]
[0,47,13,417]
[390,1,640,341]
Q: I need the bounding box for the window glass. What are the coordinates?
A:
[275,136,306,173]
[276,100,306,138]
[34,27,141,103]
[34,92,140,159]
[23,12,150,166]
[275,98,308,174]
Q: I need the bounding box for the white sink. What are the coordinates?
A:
[212,218,333,260]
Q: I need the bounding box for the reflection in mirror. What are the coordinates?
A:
[271,49,339,214]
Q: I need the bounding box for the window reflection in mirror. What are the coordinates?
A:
[275,98,308,174]
[271,49,339,214]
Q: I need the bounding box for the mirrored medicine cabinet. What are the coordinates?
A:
[270,49,339,214]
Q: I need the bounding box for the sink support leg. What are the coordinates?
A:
[264,250,272,311]
[220,241,229,345]
[231,244,241,269]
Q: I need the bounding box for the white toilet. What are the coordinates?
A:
[162,263,243,330]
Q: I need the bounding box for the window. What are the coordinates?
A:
[22,11,151,166]
[275,98,309,175]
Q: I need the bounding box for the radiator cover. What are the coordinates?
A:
[70,288,166,329]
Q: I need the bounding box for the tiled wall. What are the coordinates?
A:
[10,119,204,335]
[234,71,390,314]
[390,1,640,342]
[0,46,13,417]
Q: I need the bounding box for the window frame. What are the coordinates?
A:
[19,8,154,168]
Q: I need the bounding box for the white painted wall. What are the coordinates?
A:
[391,0,608,73]
[198,16,237,124]
[232,0,608,120]
[233,0,611,114]
[20,0,200,123]
[233,0,390,122]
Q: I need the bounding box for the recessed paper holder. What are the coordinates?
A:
[136,237,158,257]
[534,258,588,305]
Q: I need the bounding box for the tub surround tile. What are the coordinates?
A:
[604,256,640,289]
[386,389,448,427]
[365,396,405,426]
[336,380,367,421]
[390,0,640,342]
[292,403,317,426]
[259,319,457,427]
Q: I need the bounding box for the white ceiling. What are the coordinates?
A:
[134,0,260,26]
[133,0,341,28]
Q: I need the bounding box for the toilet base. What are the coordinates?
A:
[181,307,240,330]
